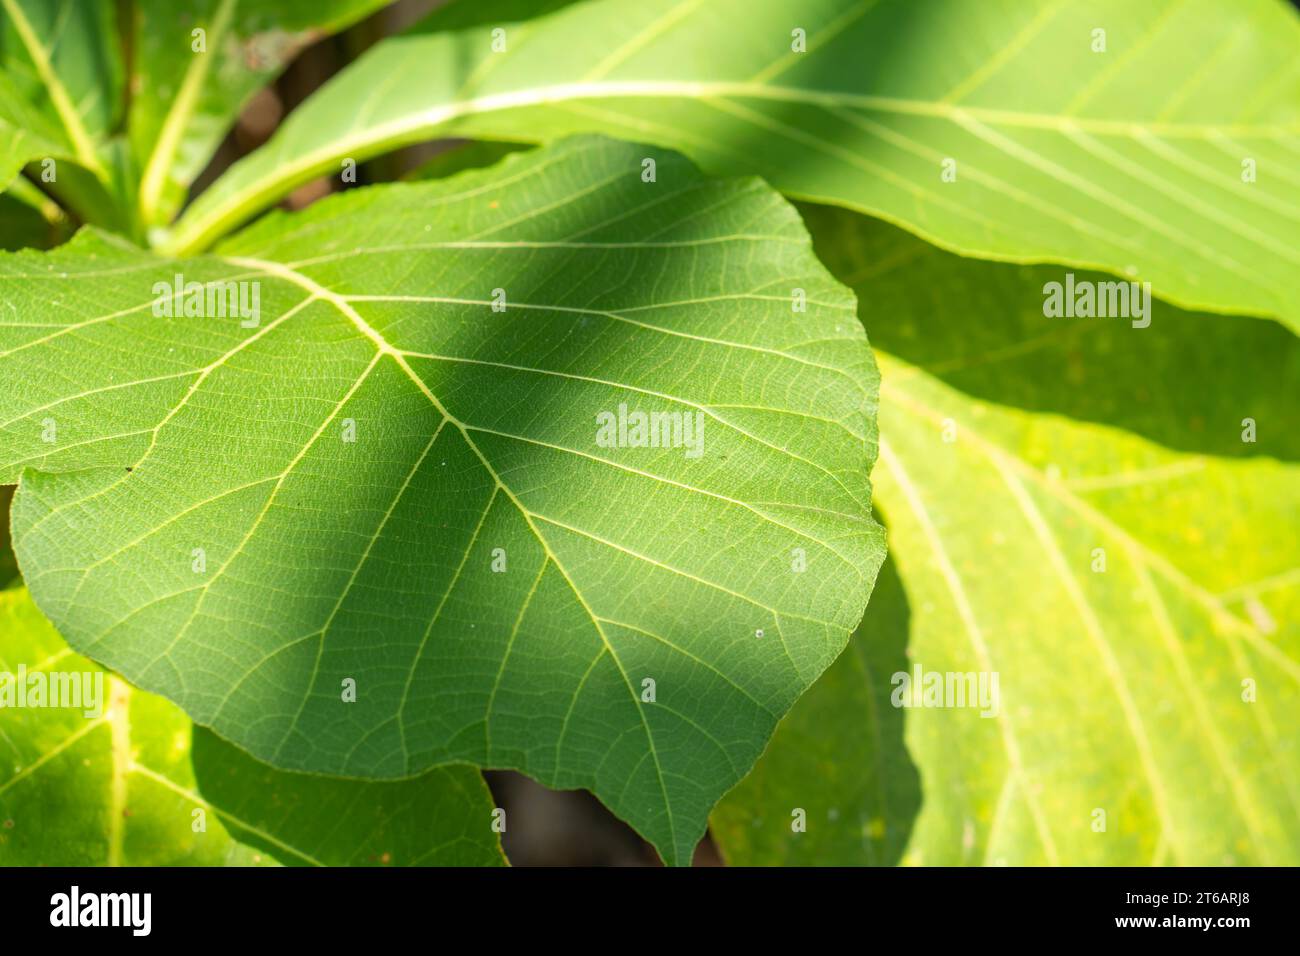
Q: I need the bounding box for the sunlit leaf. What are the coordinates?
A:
[1,137,884,865]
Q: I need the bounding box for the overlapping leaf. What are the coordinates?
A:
[0,137,884,865]
[0,587,503,865]
[166,0,1300,331]
[714,210,1300,865]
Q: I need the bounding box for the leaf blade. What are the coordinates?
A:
[2,137,884,865]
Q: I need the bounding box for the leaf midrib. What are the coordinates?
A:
[221,255,687,862]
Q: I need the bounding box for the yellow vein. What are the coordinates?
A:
[0,716,106,796]
[1136,131,1300,223]
[106,677,131,866]
[748,0,881,84]
[940,1,1066,104]
[265,418,449,754]
[21,293,316,540]
[1132,558,1291,848]
[581,0,705,82]
[392,484,498,765]
[484,559,549,753]
[229,257,684,857]
[156,351,384,661]
[128,762,325,866]
[952,114,1264,285]
[876,436,1062,866]
[347,293,860,383]
[596,616,775,716]
[460,422,866,574]
[1061,0,1187,115]
[879,371,1300,683]
[1064,126,1298,264]
[1218,567,1300,602]
[167,75,1299,253]
[994,460,1181,861]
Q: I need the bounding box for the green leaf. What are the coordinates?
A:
[1,137,884,865]
[0,0,127,229]
[402,140,529,183]
[130,0,390,227]
[0,0,122,183]
[0,586,505,865]
[712,549,921,865]
[0,588,266,865]
[714,209,1300,865]
[0,175,72,251]
[0,0,386,228]
[166,0,1300,331]
[188,727,505,866]
[412,0,586,32]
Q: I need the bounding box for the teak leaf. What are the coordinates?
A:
[0,587,503,866]
[167,0,1300,330]
[714,211,1300,865]
[0,138,884,865]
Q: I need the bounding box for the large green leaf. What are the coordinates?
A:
[0,587,504,865]
[166,0,1300,331]
[714,210,1300,865]
[0,0,123,226]
[130,0,389,227]
[1,137,884,865]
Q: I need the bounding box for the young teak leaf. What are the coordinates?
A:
[0,588,503,866]
[166,0,1300,331]
[1,137,885,865]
